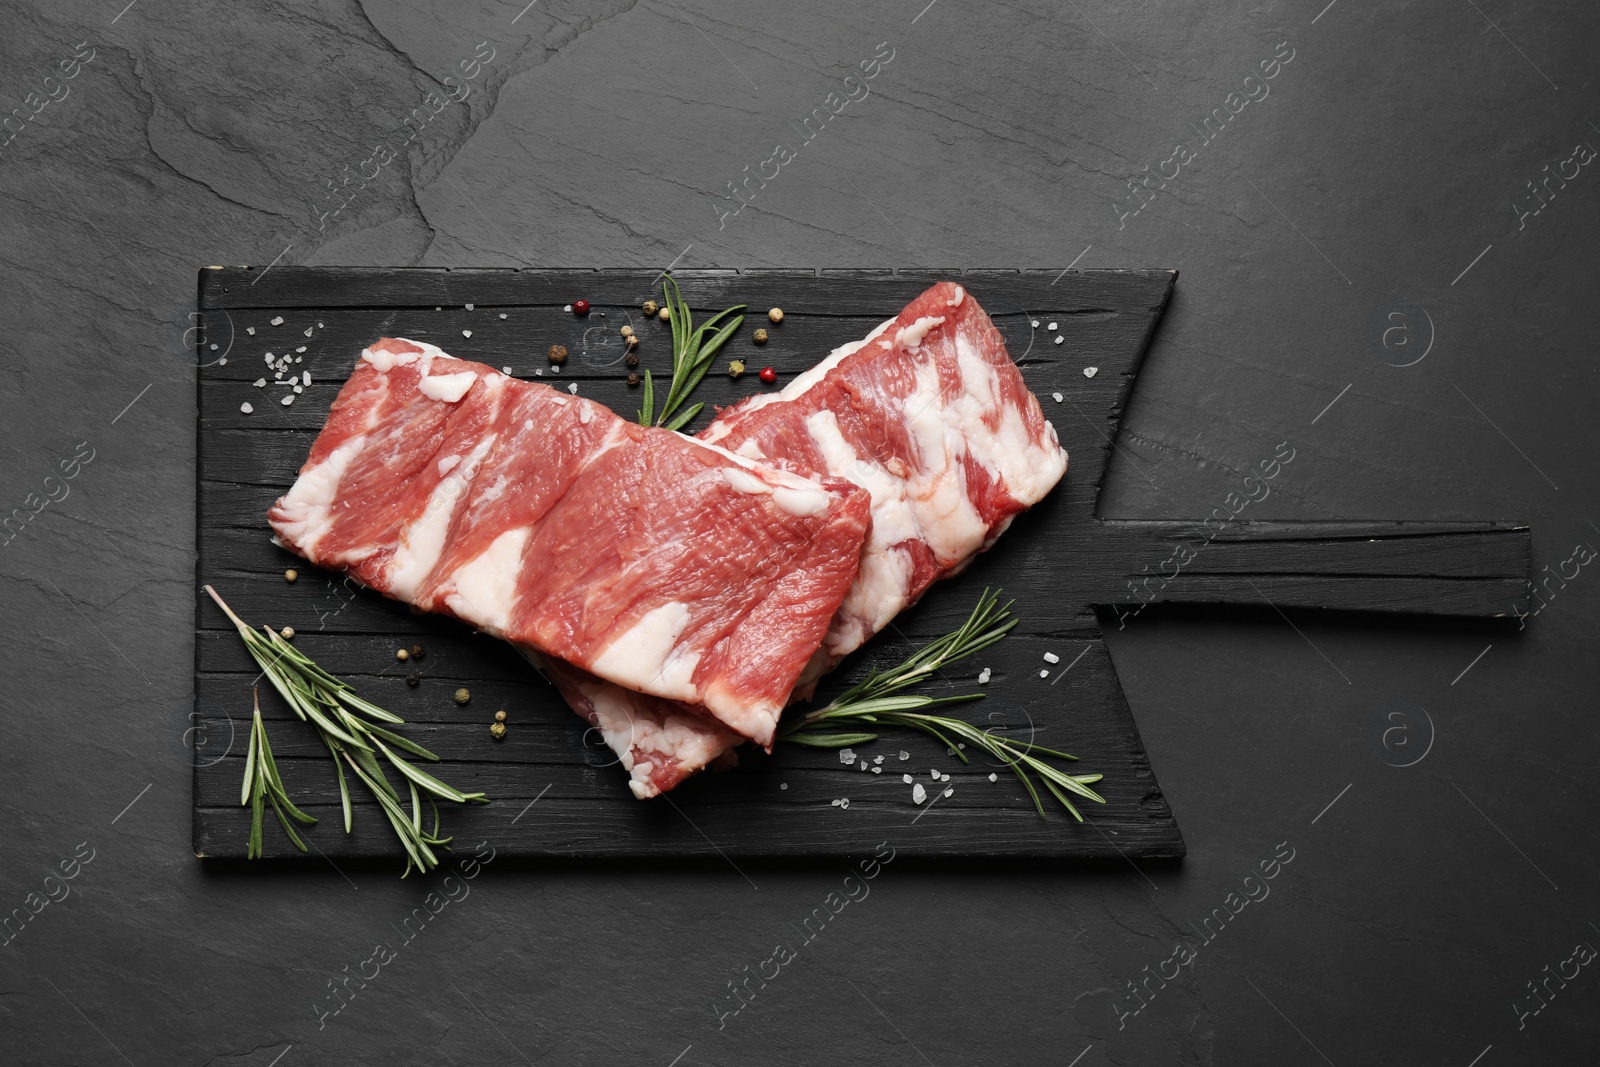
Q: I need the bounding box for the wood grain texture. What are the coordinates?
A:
[193,268,1526,863]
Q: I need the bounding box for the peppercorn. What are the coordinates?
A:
[625,353,639,369]
[489,722,507,740]
[547,344,568,365]
[284,568,298,583]
[759,366,777,384]
[406,672,420,687]
[454,687,471,704]
[410,643,426,661]
[728,360,746,378]
[768,307,784,324]
[625,334,639,348]
[642,299,660,316]
[494,709,508,723]
[752,328,769,344]
[627,372,641,386]
[620,325,634,337]
[572,299,590,315]
[280,626,295,639]
[658,306,671,322]
[396,648,410,662]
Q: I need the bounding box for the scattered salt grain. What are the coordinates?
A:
[1084,366,1098,378]
[1046,321,1058,330]
[902,774,913,784]
[898,750,909,761]
[209,343,218,351]
[280,394,293,406]
[1053,336,1064,345]
[303,372,312,386]
[465,303,475,311]
[567,383,578,394]
[271,316,284,326]
[247,327,256,335]
[293,385,303,394]
[499,313,507,319]
[840,798,850,809]
[779,782,788,790]
[503,366,513,374]
[550,364,560,373]
[294,356,302,363]
[1043,652,1060,664]
[318,322,324,328]
[874,755,884,764]
[263,353,273,366]
[930,770,940,779]
[218,357,227,365]
[912,783,927,804]
[563,304,573,312]
[831,799,841,806]
[253,378,265,387]
[535,369,543,376]
[1051,392,1063,403]
[943,787,953,798]
[871,766,881,774]
[839,748,856,764]
[989,772,998,782]
[463,330,473,338]
[978,668,991,684]
[304,327,313,337]
[1030,319,1040,327]
[296,346,306,353]
[1039,669,1050,678]
[240,402,253,413]
[859,760,868,771]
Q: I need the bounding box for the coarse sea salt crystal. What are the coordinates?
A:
[943,787,953,798]
[930,770,940,779]
[271,316,284,326]
[839,748,856,764]
[280,394,293,406]
[303,372,312,386]
[874,755,884,764]
[240,402,253,413]
[463,330,473,338]
[568,383,578,394]
[898,750,909,761]
[1044,652,1060,664]
[779,782,788,790]
[989,772,998,782]
[831,798,841,806]
[902,774,913,784]
[859,760,868,771]
[871,766,881,774]
[209,343,218,351]
[293,385,303,394]
[1051,392,1063,403]
[253,378,266,388]
[1084,366,1098,378]
[499,313,507,319]
[465,303,474,311]
[912,783,927,804]
[218,357,227,365]
[304,327,313,337]
[1039,669,1050,678]
[247,327,256,335]
[1053,336,1064,345]
[263,353,273,366]
[296,346,306,353]
[1030,319,1040,327]
[502,366,513,374]
[840,798,850,809]
[563,304,573,312]
[978,668,991,684]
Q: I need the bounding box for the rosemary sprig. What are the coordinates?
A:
[206,585,489,875]
[242,687,317,859]
[778,589,1107,821]
[638,274,744,431]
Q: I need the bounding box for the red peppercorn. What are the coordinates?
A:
[759,366,777,384]
[572,299,590,315]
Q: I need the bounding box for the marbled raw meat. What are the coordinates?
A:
[268,337,872,749]
[563,281,1069,795]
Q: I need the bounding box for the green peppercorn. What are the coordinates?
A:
[494,709,508,723]
[728,360,746,378]
[642,300,659,316]
[454,687,471,705]
[489,722,507,740]
[752,328,769,344]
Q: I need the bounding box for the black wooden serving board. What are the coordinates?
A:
[192,268,1529,864]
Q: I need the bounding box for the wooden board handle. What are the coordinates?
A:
[1098,520,1531,618]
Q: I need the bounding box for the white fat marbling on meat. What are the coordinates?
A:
[948,285,965,307]
[443,526,529,634]
[895,315,945,349]
[722,467,771,496]
[735,439,765,460]
[273,434,368,554]
[771,484,832,517]
[387,431,498,601]
[899,361,989,562]
[360,347,418,371]
[699,679,781,749]
[436,455,462,477]
[576,678,739,799]
[590,602,698,700]
[419,370,477,403]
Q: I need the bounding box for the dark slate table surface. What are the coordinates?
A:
[1,2,1595,1064]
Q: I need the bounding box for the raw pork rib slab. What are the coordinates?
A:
[565,281,1070,794]
[268,338,871,752]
